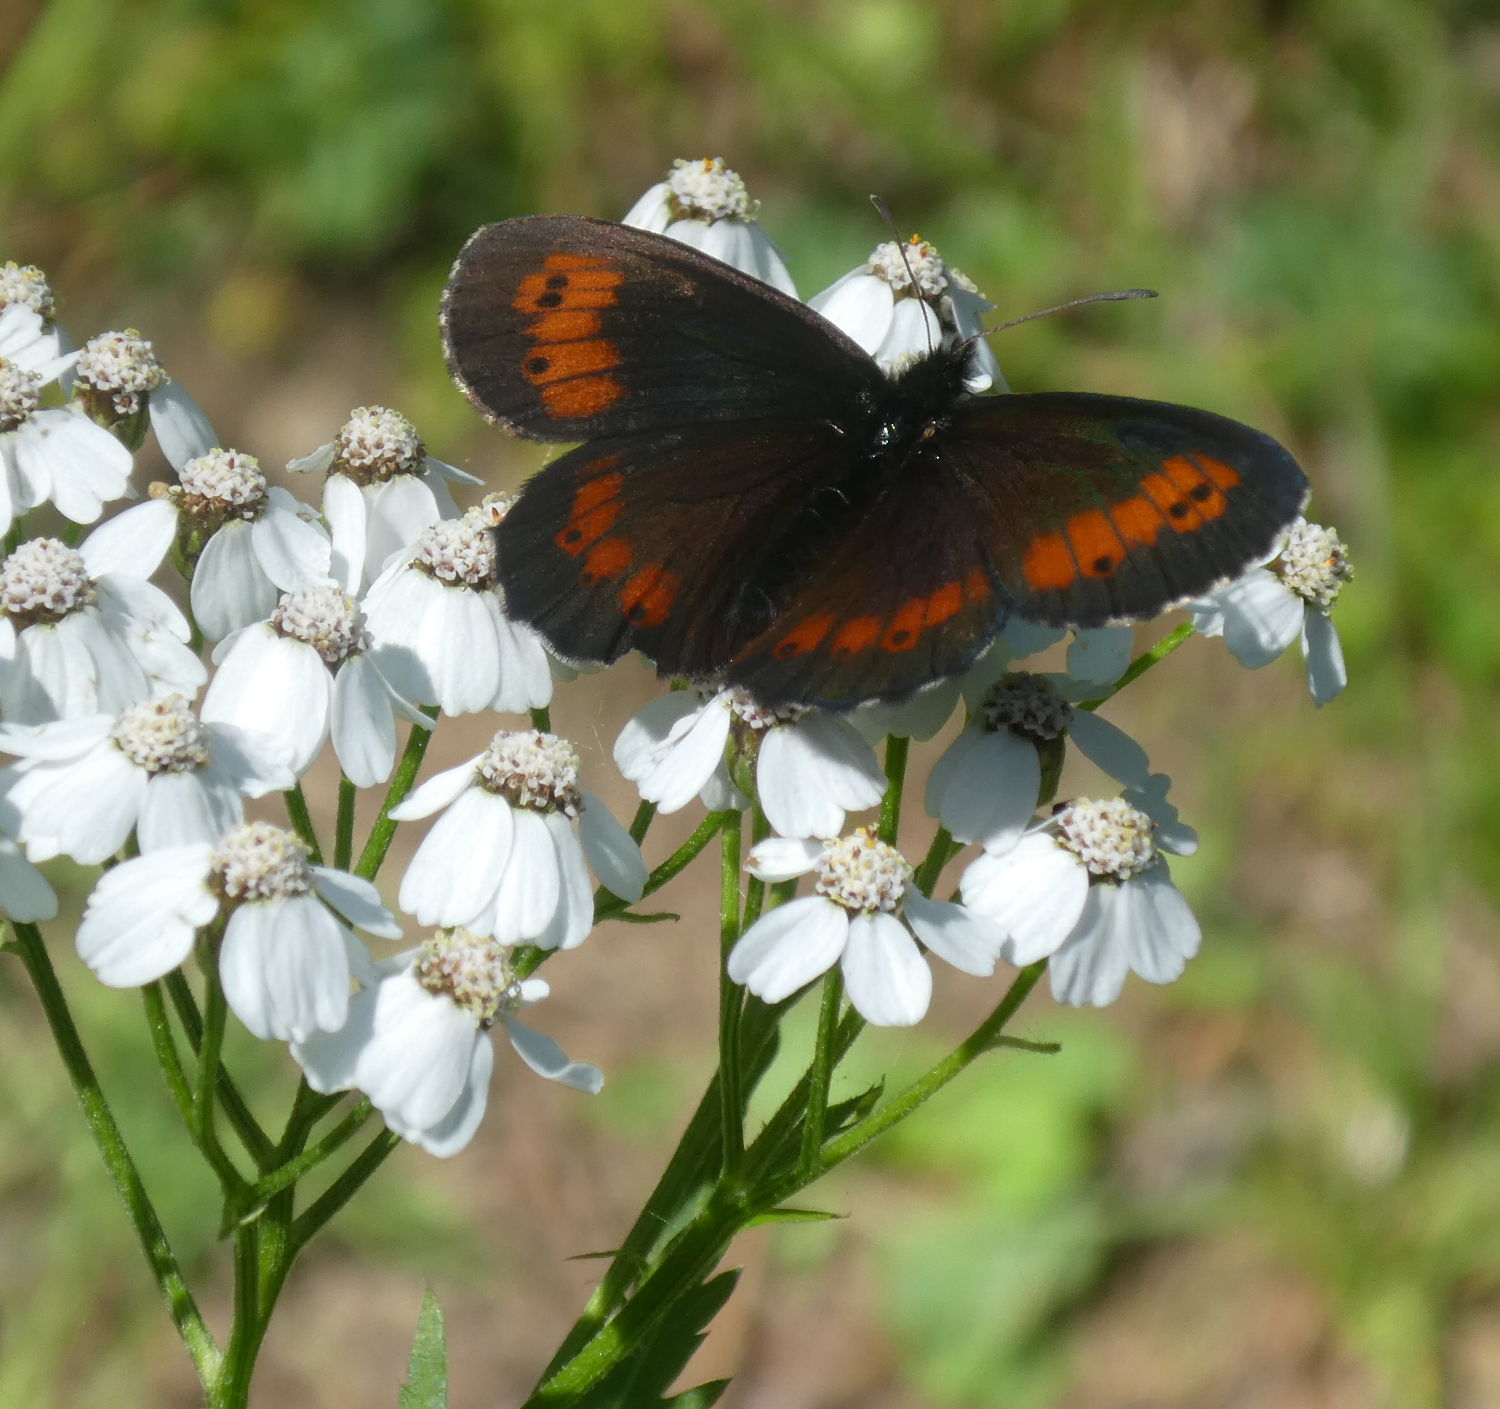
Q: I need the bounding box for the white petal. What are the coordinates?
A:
[251,489,332,590]
[1066,626,1134,688]
[0,836,57,920]
[808,272,894,356]
[488,606,554,713]
[487,808,563,944]
[927,727,1039,847]
[14,411,132,523]
[138,769,239,850]
[218,895,350,1041]
[15,744,143,862]
[1067,710,1151,790]
[354,973,481,1130]
[578,791,646,902]
[622,183,671,230]
[852,679,960,743]
[201,631,330,777]
[330,655,397,786]
[504,1015,604,1093]
[961,835,1088,964]
[874,296,940,372]
[83,500,178,579]
[758,714,885,839]
[204,721,296,797]
[726,895,848,1003]
[407,1032,494,1157]
[1047,888,1134,1008]
[387,755,482,819]
[1301,608,1347,706]
[323,473,368,593]
[149,379,218,470]
[745,836,822,882]
[77,846,217,985]
[191,521,277,641]
[903,891,1002,976]
[613,693,729,813]
[396,786,511,926]
[1189,569,1303,666]
[291,985,377,1094]
[311,866,402,938]
[1122,861,1201,984]
[363,475,444,585]
[842,911,931,1026]
[535,811,592,950]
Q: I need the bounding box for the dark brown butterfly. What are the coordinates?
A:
[441,215,1307,709]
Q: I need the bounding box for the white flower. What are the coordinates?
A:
[1187,518,1350,706]
[287,405,481,594]
[0,262,59,331]
[201,581,428,786]
[362,498,552,716]
[392,730,646,950]
[961,795,1200,1007]
[0,695,291,863]
[926,672,1150,851]
[125,447,333,641]
[809,236,1005,392]
[76,820,400,1041]
[292,929,602,1158]
[70,329,217,470]
[0,531,205,724]
[727,827,1004,1026]
[0,351,132,537]
[614,688,886,838]
[623,157,798,296]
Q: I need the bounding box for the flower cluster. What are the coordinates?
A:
[0,160,1352,1166]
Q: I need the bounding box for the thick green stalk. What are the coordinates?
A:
[718,810,745,1176]
[797,971,844,1179]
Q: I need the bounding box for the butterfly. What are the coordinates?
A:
[441,214,1308,710]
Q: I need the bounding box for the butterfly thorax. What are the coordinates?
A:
[857,341,977,462]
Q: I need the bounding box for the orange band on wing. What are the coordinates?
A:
[557,471,625,555]
[542,375,625,419]
[581,536,634,584]
[619,563,680,627]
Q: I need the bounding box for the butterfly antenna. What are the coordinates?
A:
[984,287,1158,337]
[869,194,936,357]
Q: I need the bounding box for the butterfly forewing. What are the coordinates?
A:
[442,215,882,441]
[941,392,1309,629]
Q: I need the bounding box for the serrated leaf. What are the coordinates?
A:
[745,1206,846,1227]
[398,1289,447,1409]
[827,1078,885,1134]
[570,1268,741,1408]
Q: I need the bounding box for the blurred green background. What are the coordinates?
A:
[4,0,1500,1406]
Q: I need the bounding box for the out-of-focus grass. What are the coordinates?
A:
[3,1,1499,1405]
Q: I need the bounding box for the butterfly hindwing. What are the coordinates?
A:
[940,391,1309,629]
[442,215,882,441]
[496,420,866,677]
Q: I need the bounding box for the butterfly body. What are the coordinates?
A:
[442,215,1308,709]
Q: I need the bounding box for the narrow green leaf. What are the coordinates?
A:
[398,1289,448,1409]
[664,1380,732,1408]
[745,1206,846,1227]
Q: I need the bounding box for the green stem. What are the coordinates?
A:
[718,810,745,1178]
[798,970,844,1179]
[248,1100,375,1206]
[290,1129,401,1253]
[741,806,772,928]
[355,711,437,879]
[878,734,908,844]
[530,706,552,732]
[141,982,196,1129]
[192,930,244,1197]
[12,923,219,1379]
[627,799,656,845]
[280,785,323,864]
[913,825,960,897]
[334,776,357,871]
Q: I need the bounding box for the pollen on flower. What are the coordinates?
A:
[980,673,1073,742]
[1054,797,1158,881]
[414,927,522,1028]
[665,157,756,223]
[271,583,370,663]
[0,358,42,433]
[477,730,582,815]
[410,508,499,588]
[110,695,212,773]
[211,820,313,903]
[866,237,948,300]
[331,405,424,484]
[814,826,911,914]
[0,537,94,626]
[0,262,56,321]
[727,687,807,732]
[1277,521,1352,610]
[176,448,268,523]
[74,329,166,420]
